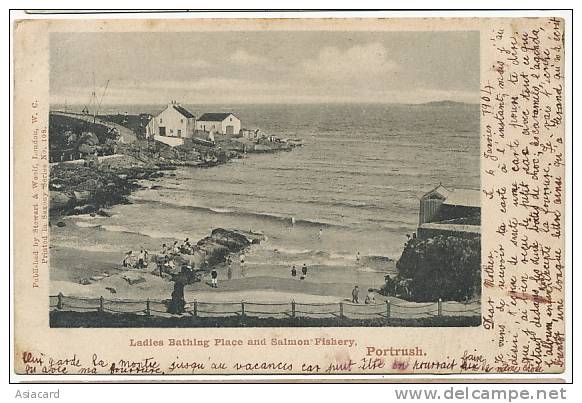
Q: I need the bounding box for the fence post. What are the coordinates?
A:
[57,293,63,310]
[99,296,104,312]
[339,302,344,319]
[241,301,245,317]
[437,298,443,316]
[291,300,296,318]
[386,299,391,319]
[192,300,198,318]
[146,299,151,317]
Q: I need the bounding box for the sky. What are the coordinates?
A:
[50,31,479,105]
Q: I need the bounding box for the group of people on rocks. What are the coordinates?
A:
[160,238,194,256]
[120,238,197,276]
[159,238,247,288]
[383,274,412,298]
[122,249,150,269]
[122,245,174,275]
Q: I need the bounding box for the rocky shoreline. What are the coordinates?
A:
[49,136,299,221]
[50,159,166,218]
[76,228,265,289]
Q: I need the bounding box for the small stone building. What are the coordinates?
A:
[145,101,196,146]
[196,113,241,135]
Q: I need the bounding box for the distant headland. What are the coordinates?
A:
[418,100,477,107]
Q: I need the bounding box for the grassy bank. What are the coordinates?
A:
[50,310,481,328]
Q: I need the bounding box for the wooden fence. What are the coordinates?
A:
[49,294,480,320]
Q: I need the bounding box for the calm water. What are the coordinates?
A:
[52,103,480,279]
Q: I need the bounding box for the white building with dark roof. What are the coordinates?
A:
[146,101,196,146]
[196,113,241,135]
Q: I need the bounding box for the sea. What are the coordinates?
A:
[51,103,480,283]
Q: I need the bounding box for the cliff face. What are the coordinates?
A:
[395,235,481,302]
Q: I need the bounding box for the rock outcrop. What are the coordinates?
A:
[156,228,262,277]
[394,235,481,302]
[49,158,171,217]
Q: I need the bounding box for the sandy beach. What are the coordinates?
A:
[50,220,480,322]
[50,216,395,302]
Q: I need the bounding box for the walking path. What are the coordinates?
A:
[50,269,480,320]
[51,111,137,144]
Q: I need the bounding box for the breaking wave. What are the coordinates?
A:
[132,198,347,229]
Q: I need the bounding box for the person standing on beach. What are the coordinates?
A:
[172,241,180,254]
[356,251,361,264]
[226,255,233,279]
[291,265,297,278]
[301,263,308,280]
[158,256,167,277]
[318,228,323,240]
[240,254,246,278]
[137,250,145,269]
[210,269,218,288]
[352,285,359,304]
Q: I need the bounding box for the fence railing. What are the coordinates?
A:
[50,293,481,320]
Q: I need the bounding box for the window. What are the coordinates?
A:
[159,118,163,124]
[177,129,182,137]
[181,119,184,123]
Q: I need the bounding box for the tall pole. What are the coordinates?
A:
[92,72,97,124]
[96,79,110,121]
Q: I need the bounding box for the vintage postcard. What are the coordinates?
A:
[11,13,567,379]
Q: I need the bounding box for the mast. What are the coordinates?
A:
[92,72,97,123]
[82,73,109,122]
[96,79,110,121]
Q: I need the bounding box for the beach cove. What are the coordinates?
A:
[49,103,480,311]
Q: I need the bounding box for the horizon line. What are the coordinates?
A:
[50,100,480,107]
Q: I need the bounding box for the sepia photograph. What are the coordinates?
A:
[46,29,482,328]
[11,10,569,381]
